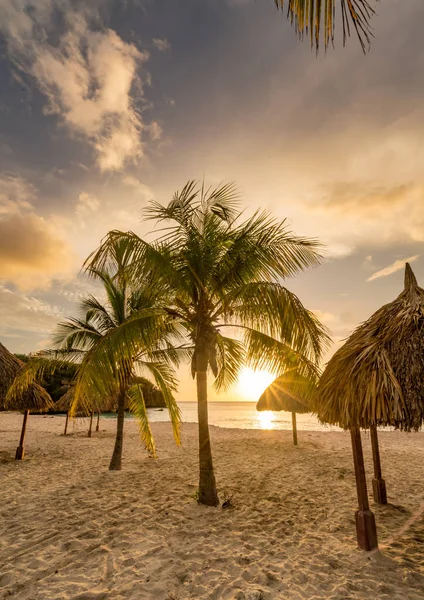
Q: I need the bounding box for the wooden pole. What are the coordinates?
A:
[96,411,100,432]
[370,424,387,504]
[15,409,29,460]
[63,411,69,436]
[292,412,298,446]
[350,428,378,551]
[88,411,94,438]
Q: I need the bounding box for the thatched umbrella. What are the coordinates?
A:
[256,373,313,445]
[316,263,424,551]
[0,341,53,459]
[54,385,116,436]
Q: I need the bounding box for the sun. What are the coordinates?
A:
[237,367,275,401]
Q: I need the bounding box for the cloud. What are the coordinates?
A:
[152,37,171,52]
[0,1,151,171]
[0,285,64,336]
[0,175,75,290]
[367,255,420,282]
[76,191,100,227]
[317,182,421,216]
[0,175,35,215]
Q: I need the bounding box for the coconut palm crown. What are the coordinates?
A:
[7,238,181,468]
[86,180,330,504]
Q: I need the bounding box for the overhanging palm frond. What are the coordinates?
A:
[222,282,330,363]
[275,0,376,52]
[241,326,321,381]
[213,334,245,392]
[127,384,156,457]
[136,360,182,445]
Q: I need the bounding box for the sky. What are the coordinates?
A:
[1,0,424,401]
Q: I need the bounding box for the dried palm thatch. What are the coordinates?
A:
[317,263,424,431]
[54,385,115,414]
[257,372,315,446]
[0,342,53,411]
[256,373,313,413]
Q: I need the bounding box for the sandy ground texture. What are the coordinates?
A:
[0,412,423,600]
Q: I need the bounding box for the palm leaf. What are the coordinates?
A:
[275,0,377,52]
[127,384,156,457]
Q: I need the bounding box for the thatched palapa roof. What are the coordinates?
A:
[0,342,53,411]
[317,263,424,431]
[257,372,312,413]
[54,385,116,415]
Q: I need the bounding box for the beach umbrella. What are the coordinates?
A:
[54,386,115,436]
[0,341,53,459]
[316,263,424,551]
[256,373,313,445]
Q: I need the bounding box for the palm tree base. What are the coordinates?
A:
[198,472,219,506]
[109,459,122,471]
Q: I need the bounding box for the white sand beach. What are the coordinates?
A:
[0,413,423,600]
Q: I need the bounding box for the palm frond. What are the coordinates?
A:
[127,384,156,457]
[136,360,182,445]
[239,326,321,381]
[213,334,245,391]
[275,0,377,52]
[222,282,331,363]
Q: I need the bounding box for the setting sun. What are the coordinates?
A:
[237,368,275,401]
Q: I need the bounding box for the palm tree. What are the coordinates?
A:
[275,0,377,52]
[8,239,181,470]
[87,181,330,505]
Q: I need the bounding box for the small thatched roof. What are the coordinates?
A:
[316,263,424,431]
[257,373,313,413]
[0,342,53,411]
[54,385,116,414]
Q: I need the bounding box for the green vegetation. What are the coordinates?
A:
[87,181,329,503]
[9,237,181,470]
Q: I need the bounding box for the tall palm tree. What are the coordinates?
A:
[87,181,330,504]
[276,0,377,52]
[8,239,181,471]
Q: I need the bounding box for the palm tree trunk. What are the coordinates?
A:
[109,388,126,471]
[196,348,219,506]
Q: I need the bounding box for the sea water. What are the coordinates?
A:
[145,401,342,431]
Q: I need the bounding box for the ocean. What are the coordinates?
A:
[146,401,342,431]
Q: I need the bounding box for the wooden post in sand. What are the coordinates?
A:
[88,411,94,438]
[96,411,100,432]
[63,411,69,436]
[15,409,29,460]
[350,428,378,551]
[370,424,387,504]
[291,412,298,446]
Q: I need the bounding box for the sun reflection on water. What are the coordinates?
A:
[257,410,276,430]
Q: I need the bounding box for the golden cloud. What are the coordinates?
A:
[0,211,75,290]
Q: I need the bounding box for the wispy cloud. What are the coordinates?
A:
[152,37,171,52]
[0,1,152,171]
[367,255,420,282]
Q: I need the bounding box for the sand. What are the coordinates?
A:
[0,412,423,600]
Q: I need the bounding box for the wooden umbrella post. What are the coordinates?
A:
[96,411,100,432]
[63,411,69,436]
[350,428,378,551]
[15,409,29,460]
[88,411,94,438]
[370,424,387,504]
[291,412,298,446]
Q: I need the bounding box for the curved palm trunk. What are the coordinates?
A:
[109,388,126,471]
[196,349,219,506]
